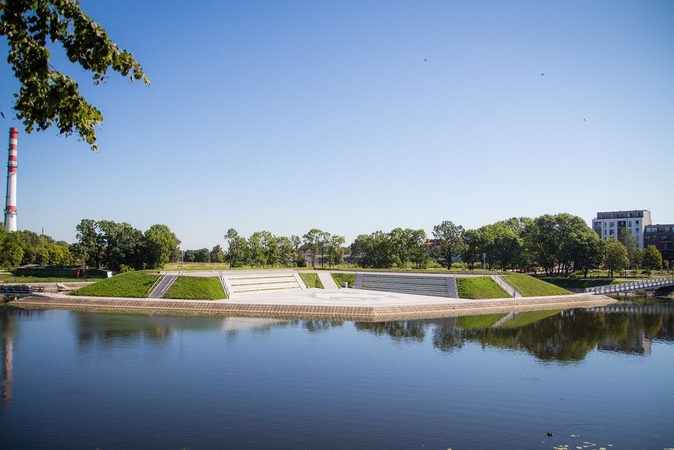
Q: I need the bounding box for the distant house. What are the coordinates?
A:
[15,265,115,278]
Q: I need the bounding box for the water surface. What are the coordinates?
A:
[1,302,673,449]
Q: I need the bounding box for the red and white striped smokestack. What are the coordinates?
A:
[4,127,18,232]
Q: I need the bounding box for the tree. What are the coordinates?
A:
[0,229,23,271]
[224,228,249,267]
[302,228,322,268]
[210,245,224,263]
[142,224,179,269]
[619,229,640,272]
[571,229,604,278]
[642,245,663,277]
[431,221,465,270]
[603,239,629,279]
[194,248,210,263]
[0,0,149,150]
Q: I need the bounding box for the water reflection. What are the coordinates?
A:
[356,300,674,362]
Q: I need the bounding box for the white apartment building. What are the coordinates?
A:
[591,210,651,248]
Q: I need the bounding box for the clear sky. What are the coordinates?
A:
[1,0,672,249]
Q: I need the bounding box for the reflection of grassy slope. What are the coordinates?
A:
[501,310,563,328]
[163,277,226,300]
[69,271,160,298]
[505,273,570,296]
[331,273,355,288]
[457,314,507,329]
[299,273,324,288]
[457,277,509,299]
[540,277,614,290]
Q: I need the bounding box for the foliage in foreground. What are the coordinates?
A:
[299,273,324,289]
[456,277,509,299]
[69,271,159,298]
[332,273,356,288]
[504,273,570,297]
[163,277,226,300]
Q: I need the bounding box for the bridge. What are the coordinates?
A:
[584,277,674,296]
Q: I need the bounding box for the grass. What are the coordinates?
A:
[456,277,509,299]
[69,271,160,298]
[163,276,226,300]
[501,310,563,328]
[299,273,324,289]
[0,274,87,283]
[331,273,356,288]
[504,273,570,297]
[456,314,507,328]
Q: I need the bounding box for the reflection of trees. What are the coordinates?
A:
[302,321,343,333]
[355,321,427,341]
[429,309,674,362]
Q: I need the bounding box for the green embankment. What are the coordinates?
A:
[69,271,160,298]
[540,277,614,290]
[163,276,226,300]
[331,273,356,288]
[504,273,570,297]
[456,314,507,328]
[299,273,324,289]
[456,277,509,299]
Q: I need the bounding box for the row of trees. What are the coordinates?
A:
[223,228,345,268]
[350,214,667,277]
[73,220,180,271]
[0,226,74,270]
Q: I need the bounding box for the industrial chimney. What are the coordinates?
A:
[4,127,17,232]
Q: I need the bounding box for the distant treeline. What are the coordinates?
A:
[1,212,667,277]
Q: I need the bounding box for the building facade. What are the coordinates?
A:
[644,224,674,268]
[592,210,651,248]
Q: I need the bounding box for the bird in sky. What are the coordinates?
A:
[541,73,544,76]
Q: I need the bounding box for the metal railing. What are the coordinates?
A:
[585,277,674,295]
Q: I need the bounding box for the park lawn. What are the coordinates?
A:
[331,273,355,288]
[541,277,614,290]
[501,310,563,328]
[456,314,507,329]
[69,271,160,298]
[299,273,324,289]
[456,277,509,299]
[0,274,84,283]
[504,273,570,296]
[163,276,226,300]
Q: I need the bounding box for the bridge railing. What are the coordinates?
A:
[585,277,674,295]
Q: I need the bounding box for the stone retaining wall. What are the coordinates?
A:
[9,294,616,322]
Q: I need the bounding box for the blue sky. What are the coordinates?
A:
[1,0,672,249]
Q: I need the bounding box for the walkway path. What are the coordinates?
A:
[317,271,339,290]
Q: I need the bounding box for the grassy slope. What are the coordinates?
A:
[331,273,355,288]
[299,273,324,289]
[69,271,160,298]
[163,277,226,300]
[456,277,509,299]
[504,273,570,297]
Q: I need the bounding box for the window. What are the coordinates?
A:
[665,227,672,232]
[610,222,615,228]
[609,229,615,236]
[636,243,640,248]
[628,221,632,227]
[636,220,640,225]
[627,213,632,218]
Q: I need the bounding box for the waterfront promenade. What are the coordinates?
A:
[10,288,616,321]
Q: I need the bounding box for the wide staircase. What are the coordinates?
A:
[224,273,306,297]
[354,273,458,298]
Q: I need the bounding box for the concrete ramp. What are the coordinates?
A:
[354,273,458,298]
[148,274,177,299]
